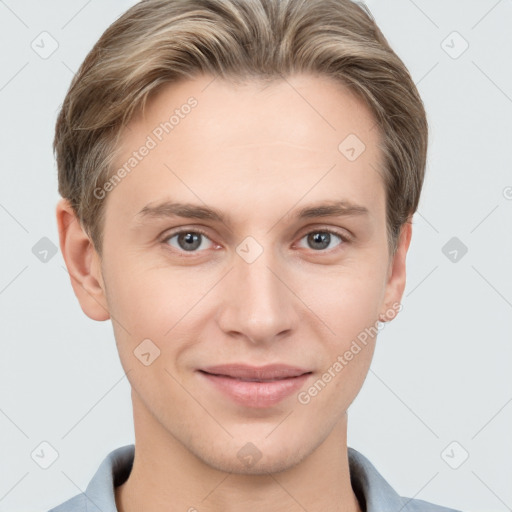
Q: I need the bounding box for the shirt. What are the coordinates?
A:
[48,444,463,511]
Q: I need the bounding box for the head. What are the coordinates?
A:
[56,0,427,474]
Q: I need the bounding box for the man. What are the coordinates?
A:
[50,0,463,510]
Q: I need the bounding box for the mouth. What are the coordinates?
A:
[198,363,312,380]
[199,371,311,382]
[197,364,313,408]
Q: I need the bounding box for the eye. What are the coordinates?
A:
[296,229,349,252]
[161,227,350,255]
[162,229,215,253]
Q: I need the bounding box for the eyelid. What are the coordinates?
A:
[295,224,354,247]
[308,225,351,239]
[293,227,352,254]
[160,226,215,247]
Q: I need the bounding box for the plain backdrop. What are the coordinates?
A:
[0,1,511,511]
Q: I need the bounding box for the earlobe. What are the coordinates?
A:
[379,221,412,322]
[56,198,110,321]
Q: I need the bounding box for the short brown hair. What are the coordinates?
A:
[54,0,428,257]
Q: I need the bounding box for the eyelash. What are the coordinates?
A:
[160,227,352,256]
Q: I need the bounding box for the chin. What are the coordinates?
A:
[205,451,306,476]
[190,435,313,476]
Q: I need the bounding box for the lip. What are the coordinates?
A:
[198,364,312,408]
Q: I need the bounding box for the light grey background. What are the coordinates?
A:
[0,1,511,511]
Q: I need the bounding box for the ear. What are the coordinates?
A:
[379,220,412,322]
[56,198,110,321]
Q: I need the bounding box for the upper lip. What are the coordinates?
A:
[199,364,311,380]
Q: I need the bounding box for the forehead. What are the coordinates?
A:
[106,73,385,225]
[137,73,379,147]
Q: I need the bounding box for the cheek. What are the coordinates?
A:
[298,301,378,417]
[103,258,213,367]
[104,254,197,329]
[300,259,385,339]
[293,261,383,399]
[323,288,379,397]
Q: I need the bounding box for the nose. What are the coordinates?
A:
[215,245,298,346]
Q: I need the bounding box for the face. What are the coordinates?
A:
[86,73,407,474]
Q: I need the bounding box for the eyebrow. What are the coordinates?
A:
[135,199,369,226]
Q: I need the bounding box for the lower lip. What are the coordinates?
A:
[198,371,311,408]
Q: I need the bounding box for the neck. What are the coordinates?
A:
[115,392,362,512]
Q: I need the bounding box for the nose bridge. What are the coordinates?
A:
[218,239,295,343]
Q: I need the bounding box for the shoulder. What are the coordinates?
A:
[348,447,464,512]
[47,493,87,512]
[398,497,464,512]
[46,444,134,512]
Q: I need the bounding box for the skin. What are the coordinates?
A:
[57,73,412,512]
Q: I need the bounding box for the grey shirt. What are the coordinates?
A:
[48,444,462,511]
